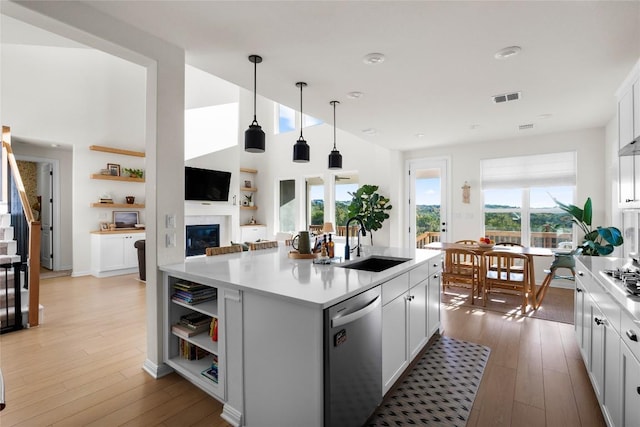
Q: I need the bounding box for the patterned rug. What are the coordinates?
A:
[366,336,490,426]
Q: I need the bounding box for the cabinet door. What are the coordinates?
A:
[621,342,640,427]
[573,280,588,354]
[589,296,605,402]
[619,83,637,205]
[100,234,127,270]
[241,226,266,242]
[408,281,427,361]
[123,234,140,268]
[427,270,441,337]
[382,294,408,394]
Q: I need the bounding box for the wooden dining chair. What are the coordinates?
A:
[442,248,481,304]
[488,242,525,272]
[482,250,530,314]
[205,245,243,256]
[455,239,477,245]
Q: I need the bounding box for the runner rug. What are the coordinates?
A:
[366,335,490,427]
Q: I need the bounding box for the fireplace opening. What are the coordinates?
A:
[186,224,220,257]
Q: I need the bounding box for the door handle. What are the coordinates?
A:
[331,295,381,328]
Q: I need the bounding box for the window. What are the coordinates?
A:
[335,174,359,230]
[276,104,296,134]
[481,152,576,248]
[306,177,324,229]
[279,179,296,233]
[275,104,323,134]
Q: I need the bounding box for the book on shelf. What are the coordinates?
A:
[179,338,210,360]
[201,355,219,383]
[172,282,217,305]
[210,317,218,342]
[172,323,208,338]
[180,312,212,327]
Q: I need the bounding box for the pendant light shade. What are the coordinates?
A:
[293,82,310,163]
[245,55,265,153]
[328,100,343,170]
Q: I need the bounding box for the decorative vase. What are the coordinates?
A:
[125,196,135,204]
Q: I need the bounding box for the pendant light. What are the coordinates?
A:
[244,55,265,153]
[292,82,310,162]
[328,100,343,169]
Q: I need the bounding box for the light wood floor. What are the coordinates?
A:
[0,274,603,426]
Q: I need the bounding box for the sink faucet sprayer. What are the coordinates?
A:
[344,216,367,260]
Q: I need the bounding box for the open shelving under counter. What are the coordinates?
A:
[163,274,225,401]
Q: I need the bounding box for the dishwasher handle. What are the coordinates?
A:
[331,295,381,328]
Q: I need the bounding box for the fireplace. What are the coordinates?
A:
[186,224,220,257]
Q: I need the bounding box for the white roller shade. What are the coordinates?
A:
[481,152,576,189]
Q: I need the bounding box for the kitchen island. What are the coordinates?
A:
[159,245,442,427]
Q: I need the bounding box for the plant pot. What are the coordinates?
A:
[125,196,135,204]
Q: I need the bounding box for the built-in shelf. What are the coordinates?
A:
[89,145,145,158]
[240,167,257,174]
[240,187,257,192]
[91,203,145,209]
[240,206,258,210]
[90,174,145,183]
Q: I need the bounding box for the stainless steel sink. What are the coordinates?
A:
[336,255,411,272]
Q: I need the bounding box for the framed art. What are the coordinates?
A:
[107,163,121,176]
[244,180,252,188]
[99,221,109,231]
[113,211,139,229]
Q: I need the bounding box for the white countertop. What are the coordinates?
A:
[160,245,441,308]
[576,255,640,323]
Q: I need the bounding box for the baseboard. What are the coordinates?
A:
[142,359,174,379]
[221,404,243,427]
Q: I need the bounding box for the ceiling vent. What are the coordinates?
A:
[492,91,521,104]
[519,123,534,130]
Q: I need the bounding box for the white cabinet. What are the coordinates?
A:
[382,256,441,394]
[617,61,640,208]
[90,231,144,277]
[574,261,623,426]
[240,225,266,242]
[621,341,640,426]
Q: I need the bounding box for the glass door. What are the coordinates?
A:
[407,158,448,249]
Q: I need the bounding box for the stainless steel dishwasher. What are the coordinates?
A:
[324,285,382,427]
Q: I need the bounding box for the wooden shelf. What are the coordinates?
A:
[91,203,145,208]
[91,174,145,183]
[240,187,257,192]
[240,167,257,174]
[240,206,258,210]
[90,145,145,158]
[90,229,145,235]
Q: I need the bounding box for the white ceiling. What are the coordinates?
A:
[7,1,640,151]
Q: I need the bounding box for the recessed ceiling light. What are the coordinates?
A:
[415,133,425,138]
[347,91,364,99]
[363,53,385,65]
[494,46,521,60]
[362,128,378,136]
[536,113,553,120]
[51,143,59,147]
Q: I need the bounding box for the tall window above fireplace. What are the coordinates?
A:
[186,224,220,257]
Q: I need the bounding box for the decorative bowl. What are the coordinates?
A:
[477,242,494,248]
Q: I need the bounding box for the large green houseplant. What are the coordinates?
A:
[554,197,623,256]
[347,184,392,245]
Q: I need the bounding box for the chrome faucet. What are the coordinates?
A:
[344,216,367,260]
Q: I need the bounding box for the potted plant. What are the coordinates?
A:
[123,168,144,179]
[347,184,392,245]
[553,196,623,256]
[244,193,253,207]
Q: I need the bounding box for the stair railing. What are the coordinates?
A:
[1,126,41,327]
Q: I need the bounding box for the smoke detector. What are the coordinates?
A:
[492,91,521,104]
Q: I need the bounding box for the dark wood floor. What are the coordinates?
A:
[0,274,603,426]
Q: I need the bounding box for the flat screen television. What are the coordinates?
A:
[185,166,232,202]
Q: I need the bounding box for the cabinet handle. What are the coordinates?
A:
[594,317,607,326]
[627,330,638,342]
[578,271,584,277]
[433,274,439,279]
[576,287,583,293]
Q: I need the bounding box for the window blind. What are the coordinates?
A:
[481,151,576,189]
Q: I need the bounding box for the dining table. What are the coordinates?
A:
[425,241,554,309]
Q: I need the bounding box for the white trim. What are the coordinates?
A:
[142,358,174,379]
[221,404,243,427]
